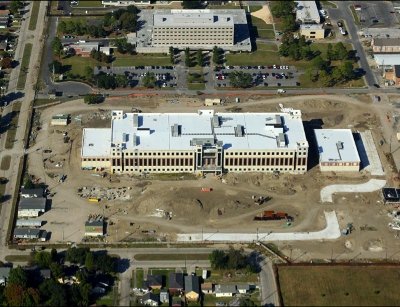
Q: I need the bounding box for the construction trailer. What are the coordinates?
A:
[16,219,43,227]
[254,210,291,221]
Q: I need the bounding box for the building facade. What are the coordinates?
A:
[314,129,360,172]
[300,24,325,39]
[81,109,309,175]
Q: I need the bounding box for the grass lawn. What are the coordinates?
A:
[5,103,21,150]
[257,29,276,39]
[61,55,100,76]
[226,42,280,66]
[28,1,40,31]
[77,0,103,7]
[136,268,144,289]
[134,254,210,261]
[1,155,11,171]
[350,6,361,25]
[208,3,239,9]
[208,269,259,284]
[188,83,206,90]
[250,15,275,39]
[17,43,33,90]
[248,5,263,13]
[113,53,171,67]
[5,254,33,262]
[278,265,400,306]
[148,268,176,288]
[95,285,118,306]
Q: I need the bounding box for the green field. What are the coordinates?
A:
[250,15,275,39]
[4,254,33,262]
[226,42,280,66]
[135,268,144,289]
[28,1,40,31]
[134,253,210,261]
[278,265,400,306]
[5,103,21,149]
[113,53,171,67]
[17,43,33,90]
[61,55,100,76]
[187,83,206,90]
[1,155,11,171]
[77,0,103,7]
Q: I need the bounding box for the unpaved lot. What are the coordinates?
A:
[23,93,400,260]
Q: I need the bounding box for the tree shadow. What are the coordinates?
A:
[0,91,24,107]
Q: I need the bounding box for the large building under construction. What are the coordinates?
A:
[81,109,309,175]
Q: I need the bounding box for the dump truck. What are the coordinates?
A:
[254,210,290,221]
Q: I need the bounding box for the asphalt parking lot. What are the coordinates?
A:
[94,66,178,88]
[214,66,300,88]
[355,1,398,28]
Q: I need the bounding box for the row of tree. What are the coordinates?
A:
[209,248,257,273]
[270,1,297,33]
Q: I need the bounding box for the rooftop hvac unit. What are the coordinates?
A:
[133,114,138,127]
[235,125,244,137]
[337,141,344,150]
[122,133,128,142]
[276,133,286,147]
[212,115,220,128]
[171,124,180,137]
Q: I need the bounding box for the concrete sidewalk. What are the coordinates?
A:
[177,211,341,242]
[320,179,386,202]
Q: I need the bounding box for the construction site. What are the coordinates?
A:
[23,92,400,260]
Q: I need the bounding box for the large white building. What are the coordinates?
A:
[136,9,251,53]
[295,1,321,24]
[81,109,309,175]
[314,129,360,172]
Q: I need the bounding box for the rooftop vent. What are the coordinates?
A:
[276,133,286,147]
[337,141,344,150]
[235,125,244,137]
[171,124,181,137]
[133,114,138,127]
[212,115,220,128]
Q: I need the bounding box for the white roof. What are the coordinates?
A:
[81,128,111,157]
[374,53,400,66]
[296,1,321,24]
[314,129,360,163]
[104,110,308,151]
[300,24,323,30]
[154,9,234,27]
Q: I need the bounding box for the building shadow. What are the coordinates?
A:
[303,119,324,170]
[354,132,370,170]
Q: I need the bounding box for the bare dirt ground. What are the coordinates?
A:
[251,5,273,24]
[25,93,400,260]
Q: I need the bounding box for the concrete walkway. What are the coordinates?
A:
[176,211,341,242]
[320,179,386,203]
[359,130,385,176]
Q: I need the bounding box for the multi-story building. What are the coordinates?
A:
[81,109,309,175]
[136,9,251,53]
[295,1,321,24]
[300,24,325,39]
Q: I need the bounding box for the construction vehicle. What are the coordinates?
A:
[201,187,212,192]
[254,210,291,221]
[88,197,99,203]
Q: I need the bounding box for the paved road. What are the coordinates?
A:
[259,257,280,307]
[326,1,377,87]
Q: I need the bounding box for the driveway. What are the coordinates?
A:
[176,211,341,242]
[320,178,386,202]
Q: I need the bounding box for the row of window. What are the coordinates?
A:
[122,152,193,156]
[225,151,295,156]
[155,27,233,31]
[122,158,194,167]
[321,162,359,166]
[225,157,294,166]
[82,158,109,162]
[227,167,294,172]
[113,168,193,173]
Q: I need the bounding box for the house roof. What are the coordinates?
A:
[145,274,163,287]
[20,188,43,196]
[373,38,400,47]
[0,267,11,279]
[18,197,46,210]
[169,272,184,289]
[215,284,237,293]
[85,220,104,227]
[236,283,250,290]
[13,228,41,237]
[394,65,400,78]
[184,275,200,294]
[202,282,213,290]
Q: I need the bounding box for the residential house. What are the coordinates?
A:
[236,284,250,294]
[144,274,163,290]
[202,282,214,294]
[184,275,200,301]
[20,188,44,198]
[69,42,99,57]
[215,284,237,297]
[169,272,184,294]
[13,228,41,240]
[384,65,400,86]
[0,41,6,51]
[140,292,160,306]
[160,289,169,304]
[18,197,46,217]
[0,267,11,286]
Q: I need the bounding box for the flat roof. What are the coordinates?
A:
[373,53,400,65]
[19,198,46,210]
[20,188,43,195]
[296,1,320,23]
[14,228,41,237]
[373,38,400,47]
[154,9,234,27]
[300,24,323,30]
[81,128,111,157]
[89,110,308,153]
[314,129,360,163]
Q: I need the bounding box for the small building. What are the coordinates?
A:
[295,1,320,24]
[202,269,208,279]
[372,38,400,53]
[169,272,184,294]
[100,46,112,55]
[236,284,250,294]
[69,42,99,57]
[300,24,325,39]
[384,65,400,86]
[51,114,69,126]
[202,282,214,294]
[84,220,104,237]
[18,198,46,217]
[0,10,10,16]
[204,98,222,106]
[0,19,8,29]
[184,275,200,301]
[0,267,11,286]
[16,219,43,227]
[314,129,360,172]
[160,289,169,304]
[140,292,160,306]
[215,284,237,297]
[20,188,44,198]
[382,187,400,204]
[144,274,163,289]
[13,228,41,240]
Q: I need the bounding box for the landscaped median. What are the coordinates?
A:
[17,43,33,90]
[134,253,210,261]
[28,1,40,31]
[113,53,171,67]
[5,102,21,149]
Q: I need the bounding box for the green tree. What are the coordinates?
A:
[282,14,297,33]
[311,55,328,71]
[115,75,128,87]
[196,49,204,67]
[48,60,63,74]
[326,43,334,61]
[7,267,27,288]
[169,46,175,64]
[184,47,191,67]
[339,61,355,80]
[84,252,94,271]
[270,1,295,18]
[119,11,137,32]
[182,0,202,9]
[319,70,334,87]
[57,21,66,33]
[212,46,220,65]
[66,247,90,265]
[95,253,117,273]
[239,298,256,306]
[51,37,63,58]
[34,251,52,268]
[333,42,348,60]
[39,279,68,306]
[49,262,64,279]
[142,72,156,88]
[209,250,227,270]
[332,66,344,83]
[229,71,253,88]
[84,94,104,104]
[1,57,13,69]
[10,0,24,15]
